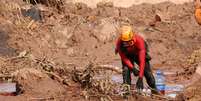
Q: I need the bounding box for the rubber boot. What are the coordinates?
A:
[122,66,131,98]
[122,66,131,85]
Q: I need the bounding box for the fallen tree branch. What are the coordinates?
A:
[0,74,13,78]
[29,96,64,100]
[95,65,122,74]
[45,71,63,82]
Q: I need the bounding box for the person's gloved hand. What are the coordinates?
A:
[136,77,143,90]
[132,67,139,76]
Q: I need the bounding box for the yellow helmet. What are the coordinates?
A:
[119,25,134,41]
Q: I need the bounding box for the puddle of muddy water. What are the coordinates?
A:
[110,71,184,98]
[98,60,185,98]
[0,31,16,57]
[111,74,137,84]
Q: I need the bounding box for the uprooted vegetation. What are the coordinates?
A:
[0,51,155,100]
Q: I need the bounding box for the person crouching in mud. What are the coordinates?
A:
[115,25,158,95]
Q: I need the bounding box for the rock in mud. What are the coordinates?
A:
[93,18,119,42]
[12,68,65,97]
[21,7,42,21]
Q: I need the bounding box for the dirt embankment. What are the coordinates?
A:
[69,0,193,8]
[5,1,201,69]
[0,0,201,101]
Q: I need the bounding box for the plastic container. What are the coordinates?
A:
[155,70,166,95]
[0,83,16,96]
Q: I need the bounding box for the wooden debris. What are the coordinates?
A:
[27,20,35,29]
[29,96,64,100]
[45,71,63,82]
[95,64,122,74]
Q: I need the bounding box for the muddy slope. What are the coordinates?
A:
[0,0,201,100]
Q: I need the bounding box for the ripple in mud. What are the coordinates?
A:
[0,31,16,57]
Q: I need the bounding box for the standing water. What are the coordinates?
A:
[155,70,166,95]
[111,74,137,84]
[110,66,184,98]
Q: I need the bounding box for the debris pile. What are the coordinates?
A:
[1,0,201,101]
[72,63,117,100]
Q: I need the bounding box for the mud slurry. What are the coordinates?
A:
[0,0,201,101]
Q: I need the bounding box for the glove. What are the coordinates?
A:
[132,67,139,76]
[136,77,143,90]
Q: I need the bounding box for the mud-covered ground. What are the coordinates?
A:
[0,0,201,101]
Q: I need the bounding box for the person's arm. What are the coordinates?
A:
[119,51,134,70]
[115,38,121,54]
[115,39,134,70]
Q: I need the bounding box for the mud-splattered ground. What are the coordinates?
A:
[0,0,201,101]
[0,30,15,57]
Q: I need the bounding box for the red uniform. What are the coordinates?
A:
[115,34,146,78]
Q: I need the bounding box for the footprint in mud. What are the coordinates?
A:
[0,31,16,57]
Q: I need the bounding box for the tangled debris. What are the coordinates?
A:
[72,63,94,88]
[71,62,168,101]
[24,0,64,10]
[2,0,201,100]
[72,63,116,100]
[0,50,123,100]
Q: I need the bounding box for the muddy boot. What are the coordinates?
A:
[122,66,131,85]
[143,60,161,95]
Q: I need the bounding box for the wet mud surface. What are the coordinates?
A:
[0,0,201,101]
